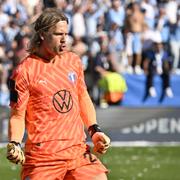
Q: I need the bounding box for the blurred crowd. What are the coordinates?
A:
[0,0,180,107]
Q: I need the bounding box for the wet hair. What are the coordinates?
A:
[27,8,68,54]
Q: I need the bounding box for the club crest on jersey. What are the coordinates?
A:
[68,72,76,83]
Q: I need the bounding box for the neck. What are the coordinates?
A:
[35,46,56,62]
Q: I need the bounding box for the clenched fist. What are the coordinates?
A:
[92,132,110,154]
[7,141,25,165]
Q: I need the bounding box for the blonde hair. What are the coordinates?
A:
[28,8,68,54]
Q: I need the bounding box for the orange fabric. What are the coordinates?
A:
[21,144,107,180]
[9,52,88,158]
[104,92,124,103]
[79,91,97,128]
[8,109,26,142]
[9,51,107,180]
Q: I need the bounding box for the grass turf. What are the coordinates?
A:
[1,146,180,180]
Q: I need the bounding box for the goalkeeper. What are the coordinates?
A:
[7,8,110,180]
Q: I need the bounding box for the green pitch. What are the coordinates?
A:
[1,146,180,180]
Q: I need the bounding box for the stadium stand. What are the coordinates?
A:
[121,74,180,107]
[0,1,180,108]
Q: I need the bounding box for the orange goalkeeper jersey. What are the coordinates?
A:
[9,52,87,155]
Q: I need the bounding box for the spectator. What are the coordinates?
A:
[84,0,107,49]
[144,31,173,98]
[43,0,57,8]
[1,0,17,16]
[71,5,86,38]
[165,0,178,24]
[0,4,10,29]
[0,0,179,108]
[71,36,88,71]
[140,0,156,29]
[155,7,170,45]
[2,21,20,51]
[94,35,127,107]
[124,2,145,74]
[0,44,10,106]
[107,0,125,29]
[108,22,125,73]
[169,11,180,74]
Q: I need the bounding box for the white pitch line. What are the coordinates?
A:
[87,141,180,147]
[1,141,180,148]
[109,141,180,147]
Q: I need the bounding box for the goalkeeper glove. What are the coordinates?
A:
[7,141,25,165]
[88,124,111,154]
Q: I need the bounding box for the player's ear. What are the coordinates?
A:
[39,34,44,40]
[39,32,45,41]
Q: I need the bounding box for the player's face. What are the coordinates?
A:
[41,21,68,57]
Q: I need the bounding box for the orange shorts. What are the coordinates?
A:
[21,143,108,180]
